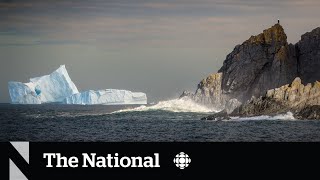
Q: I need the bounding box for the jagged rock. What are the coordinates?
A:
[185,73,226,109]
[265,77,320,108]
[201,110,230,121]
[232,77,320,117]
[231,96,289,116]
[295,105,320,120]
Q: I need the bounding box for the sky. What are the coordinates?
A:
[0,0,320,103]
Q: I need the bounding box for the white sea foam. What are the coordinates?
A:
[227,112,296,121]
[113,97,218,113]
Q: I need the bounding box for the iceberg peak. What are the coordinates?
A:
[8,65,79,104]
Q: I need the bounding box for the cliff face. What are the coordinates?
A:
[218,24,297,101]
[297,27,320,83]
[185,24,320,112]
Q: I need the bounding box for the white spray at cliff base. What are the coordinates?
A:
[227,112,296,121]
[113,97,218,113]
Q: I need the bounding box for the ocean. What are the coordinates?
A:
[1,98,320,142]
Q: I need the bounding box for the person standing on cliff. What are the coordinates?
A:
[278,19,280,24]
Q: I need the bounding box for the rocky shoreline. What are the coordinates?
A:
[181,23,320,120]
[202,105,320,120]
[202,78,320,120]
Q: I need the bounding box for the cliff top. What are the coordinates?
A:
[245,23,287,45]
[300,27,320,41]
[219,23,289,73]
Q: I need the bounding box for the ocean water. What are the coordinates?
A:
[1,99,320,142]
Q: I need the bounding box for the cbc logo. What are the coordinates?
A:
[173,152,191,169]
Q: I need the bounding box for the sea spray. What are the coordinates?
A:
[113,97,218,113]
[227,112,296,121]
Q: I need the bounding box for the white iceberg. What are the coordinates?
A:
[8,65,147,105]
[63,89,147,105]
[8,65,79,104]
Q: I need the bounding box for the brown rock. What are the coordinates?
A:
[232,78,320,117]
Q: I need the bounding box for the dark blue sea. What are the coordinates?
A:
[1,99,320,142]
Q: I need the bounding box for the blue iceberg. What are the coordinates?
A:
[8,65,147,105]
[8,65,79,104]
[63,89,147,105]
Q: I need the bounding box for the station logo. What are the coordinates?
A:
[173,152,191,169]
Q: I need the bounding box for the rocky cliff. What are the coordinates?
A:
[183,24,320,115]
[219,24,297,101]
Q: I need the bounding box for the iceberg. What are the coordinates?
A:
[8,65,147,105]
[63,89,147,105]
[8,65,79,104]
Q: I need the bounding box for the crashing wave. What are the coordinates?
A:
[227,112,296,121]
[113,97,218,113]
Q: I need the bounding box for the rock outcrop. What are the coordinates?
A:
[201,110,230,121]
[231,77,320,117]
[182,73,226,110]
[295,105,320,120]
[183,24,320,117]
